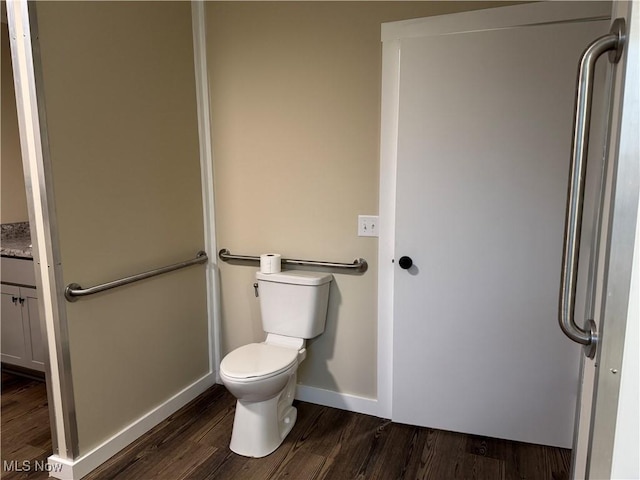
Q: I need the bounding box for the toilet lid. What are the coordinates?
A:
[220,343,298,380]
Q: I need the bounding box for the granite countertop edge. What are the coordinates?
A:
[1,249,34,260]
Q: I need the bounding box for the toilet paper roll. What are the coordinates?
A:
[260,253,282,274]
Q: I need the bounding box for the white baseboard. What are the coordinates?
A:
[295,384,382,418]
[48,372,217,480]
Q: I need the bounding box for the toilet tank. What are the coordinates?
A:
[256,271,333,339]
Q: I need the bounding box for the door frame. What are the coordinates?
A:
[586,1,639,477]
[6,0,220,477]
[6,0,78,460]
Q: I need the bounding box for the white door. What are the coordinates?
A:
[387,3,613,448]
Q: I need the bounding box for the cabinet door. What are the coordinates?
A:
[1,285,27,362]
[24,288,45,367]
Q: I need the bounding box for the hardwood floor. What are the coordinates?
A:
[1,372,571,479]
[1,372,51,479]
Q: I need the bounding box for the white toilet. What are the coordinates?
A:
[219,270,333,458]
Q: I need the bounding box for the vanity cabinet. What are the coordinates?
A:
[1,258,45,372]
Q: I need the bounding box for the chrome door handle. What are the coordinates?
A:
[559,19,625,359]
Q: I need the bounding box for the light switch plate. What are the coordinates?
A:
[358,215,379,237]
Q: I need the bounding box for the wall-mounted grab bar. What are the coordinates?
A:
[64,251,208,302]
[218,248,368,273]
[559,18,626,359]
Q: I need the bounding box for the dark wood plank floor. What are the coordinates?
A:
[1,372,571,479]
[1,372,52,479]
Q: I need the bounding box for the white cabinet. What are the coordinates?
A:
[1,258,44,372]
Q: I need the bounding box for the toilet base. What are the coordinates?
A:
[229,373,297,458]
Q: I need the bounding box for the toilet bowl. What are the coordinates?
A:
[220,340,306,457]
[219,270,333,458]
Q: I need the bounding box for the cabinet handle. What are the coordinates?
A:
[19,298,25,306]
[11,296,19,305]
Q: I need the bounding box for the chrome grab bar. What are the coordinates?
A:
[64,251,208,302]
[218,248,368,273]
[559,19,625,359]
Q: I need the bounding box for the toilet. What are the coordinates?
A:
[219,270,333,458]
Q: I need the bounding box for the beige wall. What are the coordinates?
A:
[207,1,515,399]
[1,23,29,224]
[24,0,527,455]
[35,2,208,454]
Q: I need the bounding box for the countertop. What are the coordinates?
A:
[1,222,33,259]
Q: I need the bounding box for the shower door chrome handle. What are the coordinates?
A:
[559,19,625,359]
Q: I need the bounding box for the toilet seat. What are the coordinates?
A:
[220,343,298,381]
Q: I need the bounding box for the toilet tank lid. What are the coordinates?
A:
[256,270,333,286]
